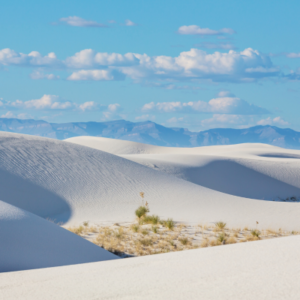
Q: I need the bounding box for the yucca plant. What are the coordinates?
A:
[215,222,226,230]
[135,206,149,219]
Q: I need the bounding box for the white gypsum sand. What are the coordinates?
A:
[0,132,298,229]
[0,200,118,272]
[2,235,300,300]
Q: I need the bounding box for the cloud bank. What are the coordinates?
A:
[0,47,280,83]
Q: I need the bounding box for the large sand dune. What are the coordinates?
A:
[0,132,298,230]
[2,235,300,299]
[0,200,117,272]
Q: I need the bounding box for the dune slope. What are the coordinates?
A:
[0,200,117,272]
[1,235,300,299]
[0,132,300,229]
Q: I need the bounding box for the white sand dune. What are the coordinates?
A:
[67,136,300,199]
[0,200,117,272]
[0,132,298,230]
[2,235,300,299]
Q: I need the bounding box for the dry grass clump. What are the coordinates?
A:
[65,193,298,258]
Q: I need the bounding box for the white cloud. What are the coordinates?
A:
[30,70,59,80]
[0,48,60,67]
[125,19,137,26]
[200,114,249,129]
[78,101,97,111]
[1,111,32,119]
[67,70,115,81]
[59,16,107,27]
[286,53,300,58]
[64,49,139,68]
[257,116,289,126]
[135,114,156,121]
[0,47,280,83]
[102,103,122,120]
[178,25,235,36]
[17,95,72,110]
[142,96,269,115]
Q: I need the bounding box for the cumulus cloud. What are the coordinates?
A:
[257,116,289,126]
[0,95,104,112]
[30,70,59,80]
[0,48,60,67]
[78,101,97,111]
[67,70,116,81]
[14,95,73,110]
[1,111,32,119]
[124,19,137,26]
[200,114,248,128]
[64,49,139,68]
[0,47,280,83]
[59,16,107,27]
[102,103,123,120]
[141,96,269,115]
[178,25,235,36]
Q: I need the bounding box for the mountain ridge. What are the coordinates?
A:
[0,118,299,149]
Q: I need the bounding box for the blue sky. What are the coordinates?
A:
[0,0,300,131]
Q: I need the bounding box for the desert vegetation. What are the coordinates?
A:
[65,192,300,258]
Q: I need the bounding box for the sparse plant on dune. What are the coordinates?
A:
[67,226,84,235]
[141,229,149,235]
[83,221,89,227]
[139,238,153,247]
[131,224,139,232]
[152,226,158,233]
[215,222,226,231]
[179,237,189,245]
[217,232,227,244]
[143,215,160,225]
[164,219,174,230]
[251,229,261,239]
[135,206,149,219]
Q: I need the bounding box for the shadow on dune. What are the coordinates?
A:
[0,169,71,223]
[180,160,300,200]
[258,154,300,159]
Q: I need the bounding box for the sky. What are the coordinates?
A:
[0,0,300,132]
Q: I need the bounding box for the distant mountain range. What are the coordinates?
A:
[0,118,300,149]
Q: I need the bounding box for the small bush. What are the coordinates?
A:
[141,229,149,235]
[251,229,261,238]
[152,226,158,234]
[144,215,160,225]
[114,227,124,239]
[135,206,149,219]
[164,219,174,230]
[131,224,139,232]
[139,238,152,247]
[179,237,189,245]
[217,232,227,244]
[215,222,226,230]
[83,221,89,227]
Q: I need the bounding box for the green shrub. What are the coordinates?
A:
[135,206,149,219]
[131,224,139,233]
[165,219,174,230]
[144,215,160,225]
[152,226,158,233]
[215,222,226,230]
[251,229,261,238]
[179,237,188,245]
[217,232,227,244]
